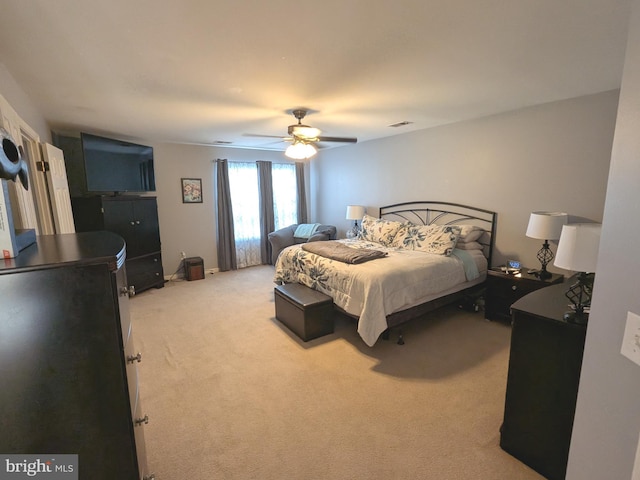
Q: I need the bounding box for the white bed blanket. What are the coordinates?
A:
[274,239,486,346]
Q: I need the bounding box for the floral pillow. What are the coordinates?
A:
[360,214,404,246]
[393,224,461,256]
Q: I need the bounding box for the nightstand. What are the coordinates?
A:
[485,267,564,322]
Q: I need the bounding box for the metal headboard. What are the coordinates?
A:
[379,201,497,268]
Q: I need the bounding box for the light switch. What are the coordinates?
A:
[621,311,640,367]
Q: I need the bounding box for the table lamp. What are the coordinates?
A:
[346,205,365,239]
[553,223,601,324]
[525,211,568,279]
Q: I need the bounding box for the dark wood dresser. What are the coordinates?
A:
[500,282,587,480]
[0,232,153,480]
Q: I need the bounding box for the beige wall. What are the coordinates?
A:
[567,0,640,477]
[313,90,618,272]
[0,63,49,139]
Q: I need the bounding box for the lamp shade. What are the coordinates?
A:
[554,223,602,272]
[285,141,317,160]
[346,205,365,220]
[525,211,568,240]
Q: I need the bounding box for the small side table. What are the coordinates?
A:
[485,267,564,322]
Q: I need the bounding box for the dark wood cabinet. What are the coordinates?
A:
[485,267,564,322]
[72,195,164,293]
[500,282,587,480]
[0,232,153,480]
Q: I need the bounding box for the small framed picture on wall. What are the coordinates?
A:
[181,178,202,203]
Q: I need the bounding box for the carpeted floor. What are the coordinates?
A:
[129,266,543,480]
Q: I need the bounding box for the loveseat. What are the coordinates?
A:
[268,224,337,265]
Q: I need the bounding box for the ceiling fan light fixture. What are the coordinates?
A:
[285,140,317,160]
[290,125,321,139]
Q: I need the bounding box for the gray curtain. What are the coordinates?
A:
[257,161,275,265]
[295,162,308,224]
[215,159,237,271]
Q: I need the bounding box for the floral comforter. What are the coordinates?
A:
[274,239,485,346]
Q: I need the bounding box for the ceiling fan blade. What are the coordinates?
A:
[243,133,285,139]
[317,136,358,143]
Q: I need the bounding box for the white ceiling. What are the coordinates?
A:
[0,0,631,152]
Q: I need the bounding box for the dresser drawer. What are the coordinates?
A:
[126,252,164,293]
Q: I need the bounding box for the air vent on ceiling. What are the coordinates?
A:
[388,121,413,128]
[213,140,233,145]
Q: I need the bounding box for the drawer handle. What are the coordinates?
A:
[511,285,517,291]
[127,352,142,364]
[135,415,149,426]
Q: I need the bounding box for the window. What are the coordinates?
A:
[227,162,297,268]
[272,163,297,230]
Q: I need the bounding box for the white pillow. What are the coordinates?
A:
[454,225,485,243]
[455,241,483,250]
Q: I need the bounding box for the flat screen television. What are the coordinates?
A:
[80,132,155,194]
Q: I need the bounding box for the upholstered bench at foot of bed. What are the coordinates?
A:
[274,284,334,341]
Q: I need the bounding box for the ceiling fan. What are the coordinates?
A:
[246,109,357,159]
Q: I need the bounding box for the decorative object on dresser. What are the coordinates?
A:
[485,267,563,322]
[0,128,36,258]
[500,282,586,480]
[0,232,154,480]
[345,204,366,239]
[553,223,602,324]
[71,195,164,293]
[525,211,568,279]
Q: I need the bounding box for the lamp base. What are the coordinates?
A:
[535,240,554,280]
[536,269,552,280]
[563,310,589,325]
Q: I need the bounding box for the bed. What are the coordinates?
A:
[274,201,497,346]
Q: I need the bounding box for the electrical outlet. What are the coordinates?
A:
[621,311,640,367]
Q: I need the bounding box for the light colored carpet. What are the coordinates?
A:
[130,266,543,480]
